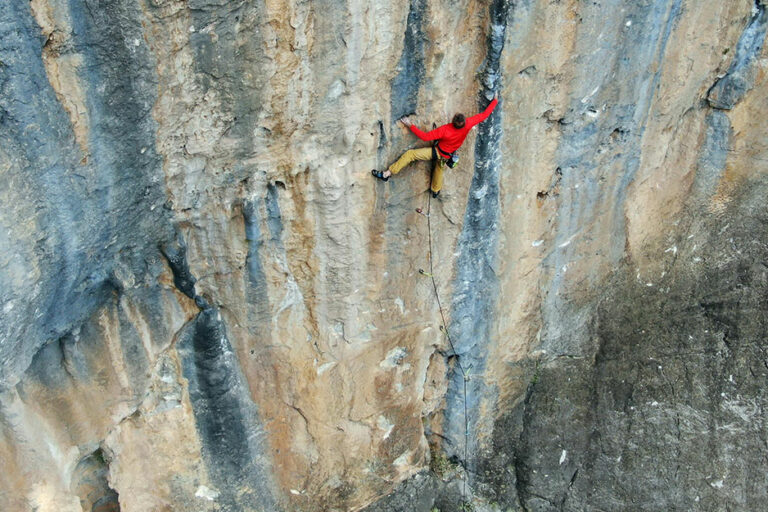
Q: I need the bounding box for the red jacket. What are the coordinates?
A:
[409,98,498,158]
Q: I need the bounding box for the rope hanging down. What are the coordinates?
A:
[418,191,471,506]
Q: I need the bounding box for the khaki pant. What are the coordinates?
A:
[387,147,446,193]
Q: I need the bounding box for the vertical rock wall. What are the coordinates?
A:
[0,0,767,511]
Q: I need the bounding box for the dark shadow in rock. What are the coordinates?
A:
[71,448,121,512]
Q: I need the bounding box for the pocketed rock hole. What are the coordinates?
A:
[71,448,121,512]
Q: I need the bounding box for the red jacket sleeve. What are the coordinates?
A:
[466,98,498,129]
[410,124,445,141]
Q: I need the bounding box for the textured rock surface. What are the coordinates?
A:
[1,0,767,511]
[503,192,768,511]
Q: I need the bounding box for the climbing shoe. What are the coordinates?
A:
[371,169,389,182]
[432,190,440,199]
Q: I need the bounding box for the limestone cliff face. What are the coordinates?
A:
[0,1,767,511]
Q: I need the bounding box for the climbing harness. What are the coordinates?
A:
[437,144,460,169]
[419,186,471,507]
[430,145,458,170]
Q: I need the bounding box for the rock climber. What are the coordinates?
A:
[372,93,498,198]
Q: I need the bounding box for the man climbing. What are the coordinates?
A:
[372,93,498,198]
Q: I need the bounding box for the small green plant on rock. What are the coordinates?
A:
[530,359,541,386]
[430,451,453,478]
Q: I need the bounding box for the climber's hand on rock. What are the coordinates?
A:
[399,116,412,127]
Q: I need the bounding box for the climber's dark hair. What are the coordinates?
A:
[452,113,466,129]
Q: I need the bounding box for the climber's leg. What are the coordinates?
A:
[387,147,434,177]
[430,158,446,194]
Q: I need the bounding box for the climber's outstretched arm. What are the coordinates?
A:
[409,123,446,142]
[466,94,499,129]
